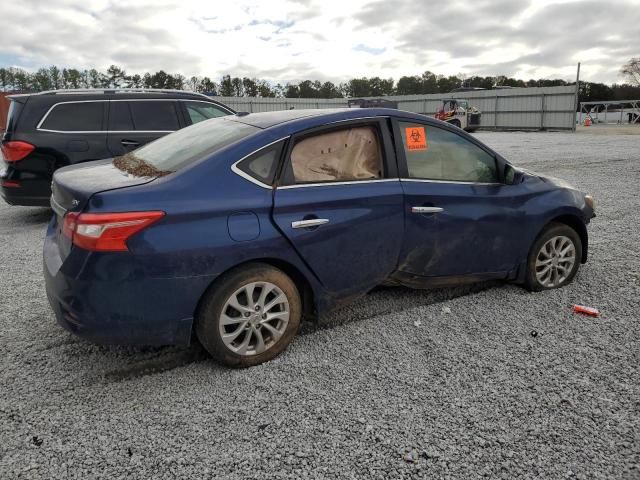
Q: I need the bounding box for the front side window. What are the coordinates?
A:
[40,102,103,131]
[287,126,383,184]
[399,122,497,183]
[129,101,179,131]
[185,101,229,124]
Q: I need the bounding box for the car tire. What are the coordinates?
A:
[195,263,302,368]
[524,222,582,291]
[448,119,461,128]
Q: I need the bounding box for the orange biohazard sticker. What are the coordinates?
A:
[405,126,427,151]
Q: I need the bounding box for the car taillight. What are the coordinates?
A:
[0,180,20,188]
[1,141,35,162]
[62,211,165,252]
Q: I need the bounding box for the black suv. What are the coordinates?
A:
[0,89,235,206]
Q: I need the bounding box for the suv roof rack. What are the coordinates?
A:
[34,88,212,100]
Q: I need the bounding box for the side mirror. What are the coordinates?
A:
[504,164,524,185]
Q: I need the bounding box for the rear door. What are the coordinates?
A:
[107,100,182,156]
[393,119,520,279]
[272,119,404,297]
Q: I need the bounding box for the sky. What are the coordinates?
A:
[0,0,638,85]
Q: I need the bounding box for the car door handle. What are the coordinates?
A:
[291,218,330,229]
[411,206,443,214]
[121,140,140,147]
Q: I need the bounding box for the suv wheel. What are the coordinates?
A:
[525,223,582,291]
[196,263,301,367]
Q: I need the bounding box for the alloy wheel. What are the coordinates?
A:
[535,235,576,288]
[218,281,290,356]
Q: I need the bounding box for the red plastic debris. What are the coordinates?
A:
[572,304,600,317]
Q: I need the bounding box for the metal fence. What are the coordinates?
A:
[216,85,578,131]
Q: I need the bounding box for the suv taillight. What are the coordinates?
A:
[62,211,165,252]
[1,141,35,162]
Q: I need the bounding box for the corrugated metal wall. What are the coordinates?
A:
[216,85,577,131]
[0,93,11,133]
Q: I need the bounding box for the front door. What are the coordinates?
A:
[393,120,521,279]
[272,120,404,297]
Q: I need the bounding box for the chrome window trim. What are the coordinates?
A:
[400,178,502,186]
[278,178,399,189]
[36,99,233,133]
[324,115,388,125]
[230,137,290,189]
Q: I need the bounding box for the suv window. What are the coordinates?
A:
[184,101,229,124]
[287,126,383,184]
[236,141,284,185]
[130,101,179,131]
[40,102,104,132]
[399,122,497,183]
[108,102,134,131]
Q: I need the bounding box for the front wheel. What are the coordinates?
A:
[525,223,582,291]
[196,264,302,367]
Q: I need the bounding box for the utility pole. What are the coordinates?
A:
[573,62,581,131]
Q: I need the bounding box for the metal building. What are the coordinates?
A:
[215,85,578,131]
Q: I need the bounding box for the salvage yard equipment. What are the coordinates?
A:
[435,98,481,132]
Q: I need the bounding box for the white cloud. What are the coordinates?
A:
[0,0,637,84]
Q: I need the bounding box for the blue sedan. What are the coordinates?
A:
[44,108,595,367]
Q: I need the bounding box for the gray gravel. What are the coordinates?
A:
[1,131,639,479]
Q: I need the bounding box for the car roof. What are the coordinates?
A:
[226,107,435,129]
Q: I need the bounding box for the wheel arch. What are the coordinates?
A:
[194,258,317,325]
[537,214,588,264]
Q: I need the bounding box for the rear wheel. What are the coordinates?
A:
[196,264,301,367]
[525,223,582,291]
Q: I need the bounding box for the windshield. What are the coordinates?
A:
[113,117,259,176]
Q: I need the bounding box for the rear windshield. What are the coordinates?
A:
[114,117,258,176]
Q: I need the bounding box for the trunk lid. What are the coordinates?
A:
[51,159,157,259]
[52,159,157,212]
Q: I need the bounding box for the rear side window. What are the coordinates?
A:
[184,101,229,124]
[116,117,259,174]
[236,141,284,185]
[40,102,104,132]
[129,101,179,131]
[399,122,497,183]
[287,126,383,184]
[108,102,134,131]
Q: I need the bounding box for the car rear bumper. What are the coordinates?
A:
[43,220,214,346]
[1,168,52,206]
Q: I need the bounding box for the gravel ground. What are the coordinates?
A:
[1,131,639,479]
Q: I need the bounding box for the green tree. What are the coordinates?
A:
[396,75,422,95]
[318,81,342,98]
[257,80,275,97]
[230,77,243,96]
[200,77,217,94]
[284,83,300,98]
[48,65,61,89]
[106,65,126,88]
[219,75,234,96]
[242,77,259,97]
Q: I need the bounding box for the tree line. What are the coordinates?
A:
[1,64,638,104]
